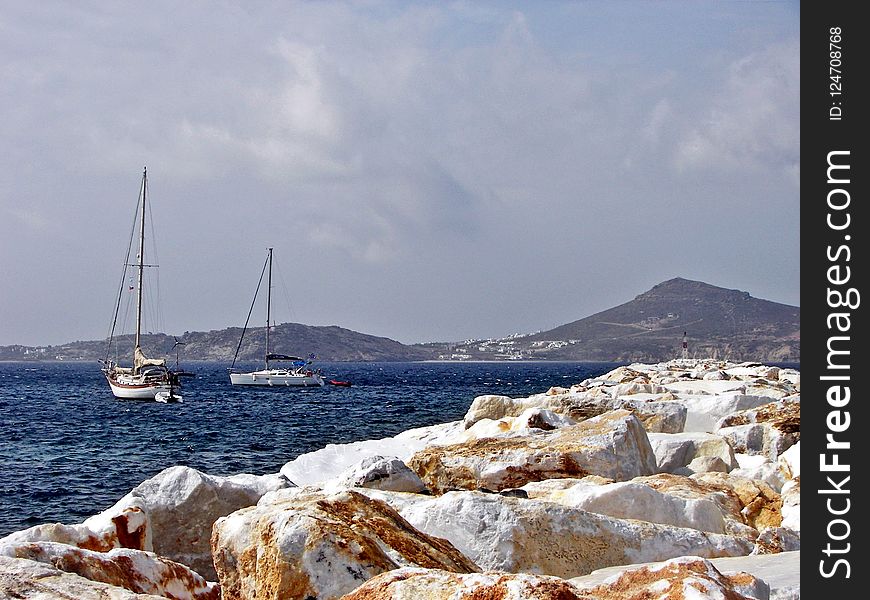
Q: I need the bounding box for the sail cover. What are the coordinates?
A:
[134,346,166,371]
[266,353,303,362]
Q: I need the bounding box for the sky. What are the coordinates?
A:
[0,1,800,347]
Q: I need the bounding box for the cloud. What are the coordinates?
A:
[674,40,800,178]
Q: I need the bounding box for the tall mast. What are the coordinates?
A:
[265,247,273,369]
[134,167,147,356]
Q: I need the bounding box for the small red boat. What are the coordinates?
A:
[329,380,352,387]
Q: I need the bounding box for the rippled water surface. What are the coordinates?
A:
[0,360,625,536]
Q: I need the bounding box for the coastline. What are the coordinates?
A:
[1,358,800,598]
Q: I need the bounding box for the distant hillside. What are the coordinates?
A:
[422,278,799,363]
[0,324,434,363]
[0,278,799,363]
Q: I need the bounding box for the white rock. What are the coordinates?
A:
[780,478,800,532]
[211,488,477,600]
[648,432,737,473]
[0,541,218,600]
[518,478,730,534]
[678,393,781,432]
[280,421,465,487]
[778,441,800,480]
[570,551,799,599]
[366,489,754,578]
[409,410,658,493]
[342,568,585,599]
[732,454,785,491]
[323,455,427,493]
[0,555,167,599]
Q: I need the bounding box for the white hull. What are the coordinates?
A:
[104,370,179,400]
[230,369,324,387]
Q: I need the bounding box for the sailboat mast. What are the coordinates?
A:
[265,247,273,369]
[134,167,147,354]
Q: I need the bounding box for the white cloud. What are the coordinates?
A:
[674,41,800,177]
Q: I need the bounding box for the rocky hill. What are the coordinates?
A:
[0,324,433,363]
[428,278,799,363]
[0,278,799,363]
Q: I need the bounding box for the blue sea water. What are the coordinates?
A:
[0,360,627,537]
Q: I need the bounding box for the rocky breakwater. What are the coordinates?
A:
[0,359,800,599]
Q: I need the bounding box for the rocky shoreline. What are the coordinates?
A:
[0,359,799,599]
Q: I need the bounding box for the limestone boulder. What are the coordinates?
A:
[753,527,801,555]
[0,505,150,554]
[516,475,732,535]
[0,554,168,599]
[731,454,786,492]
[0,541,218,600]
[715,399,800,460]
[409,410,657,494]
[778,441,800,480]
[463,391,685,434]
[280,421,465,487]
[571,551,800,599]
[365,489,753,578]
[0,466,290,581]
[648,432,737,474]
[341,568,586,600]
[210,489,477,600]
[571,556,769,600]
[692,472,782,532]
[324,455,427,494]
[780,478,800,532]
[520,473,774,539]
[676,393,783,433]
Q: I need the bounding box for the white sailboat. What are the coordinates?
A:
[229,248,324,387]
[101,167,193,401]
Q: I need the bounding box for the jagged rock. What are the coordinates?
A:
[571,556,769,599]
[753,527,801,555]
[280,421,465,487]
[0,555,167,599]
[1,466,290,581]
[0,506,150,554]
[324,455,427,493]
[409,410,657,494]
[780,477,800,532]
[692,472,782,532]
[778,441,800,480]
[462,408,577,441]
[210,489,477,600]
[463,392,686,433]
[716,399,800,460]
[731,454,786,492]
[677,393,782,432]
[571,551,800,599]
[648,432,737,473]
[516,474,735,535]
[362,489,754,578]
[0,541,218,600]
[341,568,586,600]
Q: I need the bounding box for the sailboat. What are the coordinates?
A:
[101,167,193,402]
[229,248,324,387]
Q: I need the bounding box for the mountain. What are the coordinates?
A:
[421,278,799,363]
[0,324,433,363]
[0,278,799,363]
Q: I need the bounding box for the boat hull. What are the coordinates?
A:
[229,370,325,387]
[104,371,178,400]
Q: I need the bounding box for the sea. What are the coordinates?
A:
[0,359,633,537]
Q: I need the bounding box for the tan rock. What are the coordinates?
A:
[571,556,770,599]
[340,568,588,600]
[409,410,656,494]
[211,489,477,600]
[0,541,218,600]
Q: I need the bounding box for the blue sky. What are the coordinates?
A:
[0,1,799,346]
